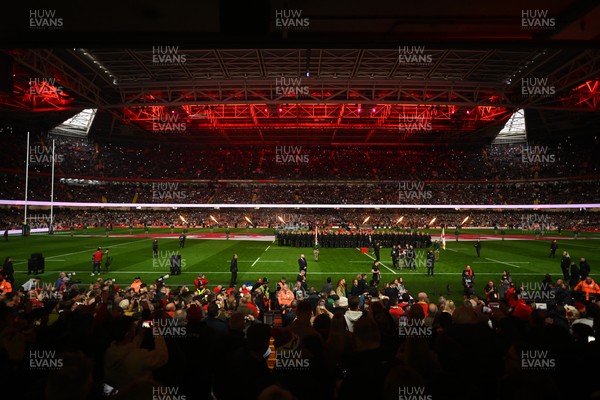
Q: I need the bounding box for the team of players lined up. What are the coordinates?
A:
[276,229,432,248]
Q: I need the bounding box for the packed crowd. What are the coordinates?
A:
[0,208,597,232]
[2,131,598,181]
[1,174,598,206]
[0,255,598,399]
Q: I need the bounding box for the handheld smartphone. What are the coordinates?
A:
[142,320,153,329]
[103,383,118,397]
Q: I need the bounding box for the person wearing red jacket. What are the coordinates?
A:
[194,273,208,290]
[91,247,104,276]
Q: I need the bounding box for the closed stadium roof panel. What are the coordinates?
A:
[0,0,598,145]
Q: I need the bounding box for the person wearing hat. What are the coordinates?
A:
[229,254,238,288]
[92,247,104,276]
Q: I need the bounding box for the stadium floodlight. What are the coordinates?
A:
[209,215,218,223]
[362,216,370,224]
[396,216,404,224]
[461,216,470,225]
[179,215,188,224]
[245,216,253,224]
[429,217,437,226]
[277,216,285,223]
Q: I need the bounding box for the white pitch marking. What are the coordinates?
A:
[485,257,522,269]
[473,261,529,264]
[357,248,396,274]
[251,257,261,267]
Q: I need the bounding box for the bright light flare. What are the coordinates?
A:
[245,216,253,224]
[363,216,371,224]
[428,217,437,226]
[396,216,404,224]
[461,216,470,225]
[277,216,285,223]
[179,215,188,224]
[209,215,218,223]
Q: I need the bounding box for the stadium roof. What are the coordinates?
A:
[0,0,599,145]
